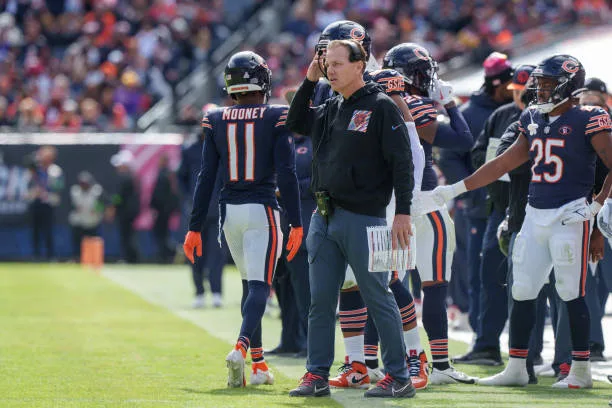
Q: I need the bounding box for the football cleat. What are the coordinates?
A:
[329,361,370,389]
[368,367,385,383]
[430,366,477,385]
[551,361,592,389]
[408,351,429,389]
[250,364,274,386]
[477,360,529,387]
[364,374,416,398]
[226,349,246,388]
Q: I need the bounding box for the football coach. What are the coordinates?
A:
[286,39,416,399]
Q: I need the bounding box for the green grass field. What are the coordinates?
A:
[0,263,610,407]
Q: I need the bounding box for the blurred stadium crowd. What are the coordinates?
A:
[0,0,609,130]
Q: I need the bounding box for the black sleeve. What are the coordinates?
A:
[497,121,530,176]
[274,131,302,227]
[379,98,414,215]
[471,116,492,169]
[286,79,318,136]
[189,137,220,232]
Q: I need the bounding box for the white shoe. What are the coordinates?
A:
[192,295,204,309]
[367,367,385,383]
[477,369,529,386]
[250,368,274,385]
[551,361,592,389]
[212,293,223,308]
[226,349,245,387]
[477,358,528,387]
[430,366,477,385]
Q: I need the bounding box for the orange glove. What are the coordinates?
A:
[286,226,303,262]
[183,231,202,264]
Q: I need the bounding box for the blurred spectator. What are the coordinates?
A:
[107,149,140,263]
[26,145,64,260]
[69,171,104,261]
[150,154,179,263]
[0,0,245,130]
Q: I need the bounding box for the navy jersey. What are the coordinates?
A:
[518,105,612,209]
[189,104,302,231]
[368,69,441,191]
[404,95,439,191]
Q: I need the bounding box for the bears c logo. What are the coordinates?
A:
[561,60,579,74]
[350,28,365,42]
[414,48,429,61]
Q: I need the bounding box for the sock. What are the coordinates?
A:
[422,283,449,370]
[339,290,367,363]
[566,297,590,362]
[345,335,365,364]
[363,314,380,368]
[235,336,249,358]
[237,280,270,359]
[389,279,422,355]
[509,299,536,355]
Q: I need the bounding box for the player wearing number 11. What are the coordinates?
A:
[183,51,303,388]
[433,54,612,389]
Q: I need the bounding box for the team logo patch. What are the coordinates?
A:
[297,146,308,154]
[559,125,572,136]
[414,47,429,61]
[350,27,365,41]
[348,110,372,132]
[561,59,579,74]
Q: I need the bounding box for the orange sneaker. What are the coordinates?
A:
[408,351,429,390]
[329,361,370,389]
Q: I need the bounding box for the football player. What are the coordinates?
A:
[433,54,612,388]
[380,43,477,385]
[183,51,303,388]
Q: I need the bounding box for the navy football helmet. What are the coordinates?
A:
[223,51,272,100]
[382,43,438,94]
[530,54,585,114]
[316,20,372,60]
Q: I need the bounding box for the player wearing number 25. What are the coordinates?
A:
[433,54,612,390]
[184,51,303,388]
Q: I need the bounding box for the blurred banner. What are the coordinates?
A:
[0,133,184,260]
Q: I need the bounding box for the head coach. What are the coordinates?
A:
[286,39,416,398]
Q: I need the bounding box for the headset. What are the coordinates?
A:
[347,40,365,62]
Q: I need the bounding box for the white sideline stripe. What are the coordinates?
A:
[102,268,373,408]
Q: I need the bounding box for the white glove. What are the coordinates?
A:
[429,78,454,105]
[597,198,612,239]
[432,181,467,206]
[560,201,602,226]
[496,217,508,242]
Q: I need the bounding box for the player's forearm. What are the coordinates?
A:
[464,156,513,192]
[277,173,302,227]
[286,79,316,136]
[188,172,215,231]
[594,170,612,204]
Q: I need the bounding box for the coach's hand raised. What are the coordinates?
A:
[306,55,324,82]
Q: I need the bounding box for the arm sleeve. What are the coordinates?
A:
[380,99,414,215]
[189,133,220,232]
[286,78,318,136]
[274,130,302,227]
[432,105,473,151]
[497,121,530,176]
[406,122,424,193]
